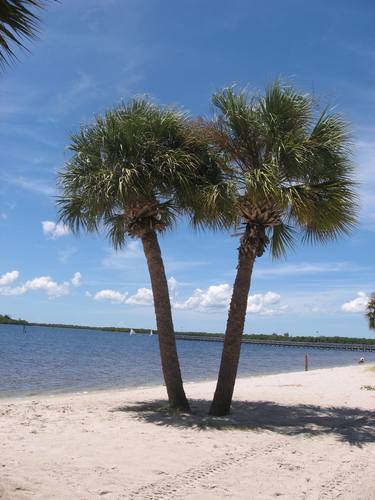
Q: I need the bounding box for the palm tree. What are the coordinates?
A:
[0,0,52,69]
[57,98,225,412]
[207,82,357,416]
[367,294,375,330]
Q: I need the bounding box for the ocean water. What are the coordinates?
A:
[1,324,374,398]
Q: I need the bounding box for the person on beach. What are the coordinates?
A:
[359,357,365,364]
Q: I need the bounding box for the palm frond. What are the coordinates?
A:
[268,223,296,259]
[0,0,53,69]
[209,81,358,257]
[57,97,229,245]
[189,180,237,231]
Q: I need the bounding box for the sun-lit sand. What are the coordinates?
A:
[1,364,375,499]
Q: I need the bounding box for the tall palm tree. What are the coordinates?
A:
[367,294,375,330]
[207,82,357,416]
[57,98,225,412]
[0,0,52,69]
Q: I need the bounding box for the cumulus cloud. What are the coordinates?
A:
[93,287,153,306]
[126,287,153,306]
[23,276,70,298]
[174,284,231,311]
[175,284,285,315]
[0,271,81,299]
[341,292,369,313]
[89,279,284,315]
[41,220,71,239]
[247,291,285,315]
[71,272,82,287]
[92,275,175,308]
[0,270,19,286]
[168,276,178,299]
[94,289,128,304]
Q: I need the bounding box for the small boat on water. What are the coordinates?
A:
[129,329,135,335]
[150,329,153,336]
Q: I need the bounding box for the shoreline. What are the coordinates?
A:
[1,365,375,499]
[0,361,370,403]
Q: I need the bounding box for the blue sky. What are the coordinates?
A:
[0,0,374,337]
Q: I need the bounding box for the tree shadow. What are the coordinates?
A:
[111,399,375,447]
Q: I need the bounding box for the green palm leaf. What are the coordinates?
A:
[57,97,226,245]
[0,0,54,69]
[208,81,358,257]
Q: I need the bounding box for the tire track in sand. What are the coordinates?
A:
[128,442,284,500]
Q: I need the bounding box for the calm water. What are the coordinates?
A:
[1,324,374,397]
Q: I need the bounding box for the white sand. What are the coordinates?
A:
[1,364,375,500]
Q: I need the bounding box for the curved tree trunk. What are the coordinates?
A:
[141,230,190,412]
[209,235,257,417]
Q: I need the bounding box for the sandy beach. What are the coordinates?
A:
[1,364,374,500]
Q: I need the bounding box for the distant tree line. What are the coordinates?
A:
[0,314,27,325]
[2,315,375,345]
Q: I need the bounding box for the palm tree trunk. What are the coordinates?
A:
[141,230,190,412]
[209,241,256,417]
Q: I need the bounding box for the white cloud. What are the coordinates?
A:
[42,221,71,239]
[0,271,81,299]
[168,276,178,300]
[88,278,286,315]
[94,289,128,304]
[341,292,369,313]
[175,284,231,311]
[23,276,70,298]
[71,272,82,287]
[247,291,285,316]
[0,270,19,286]
[175,284,285,315]
[91,278,179,308]
[93,287,154,306]
[0,285,27,296]
[126,287,153,306]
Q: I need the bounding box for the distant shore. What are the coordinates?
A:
[2,319,375,347]
[1,365,374,499]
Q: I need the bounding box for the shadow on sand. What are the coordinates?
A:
[112,399,375,447]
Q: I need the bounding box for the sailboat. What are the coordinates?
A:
[129,328,135,335]
[149,329,153,336]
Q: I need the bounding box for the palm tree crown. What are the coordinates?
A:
[0,0,52,69]
[58,98,223,244]
[208,82,357,257]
